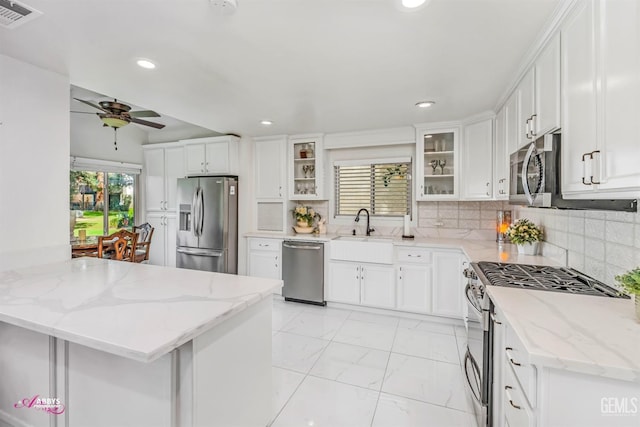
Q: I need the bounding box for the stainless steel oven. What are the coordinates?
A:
[463,267,491,427]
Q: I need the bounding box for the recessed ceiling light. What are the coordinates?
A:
[260,120,273,126]
[415,101,435,108]
[402,0,428,9]
[136,59,156,69]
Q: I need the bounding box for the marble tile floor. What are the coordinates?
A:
[269,296,477,427]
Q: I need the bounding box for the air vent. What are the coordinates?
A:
[0,0,42,29]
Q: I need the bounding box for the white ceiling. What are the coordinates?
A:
[1,0,561,137]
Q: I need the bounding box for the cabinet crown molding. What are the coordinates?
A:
[180,135,240,145]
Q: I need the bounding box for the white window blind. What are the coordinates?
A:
[334,160,411,217]
[70,156,142,174]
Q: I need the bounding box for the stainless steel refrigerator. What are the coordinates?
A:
[176,176,238,274]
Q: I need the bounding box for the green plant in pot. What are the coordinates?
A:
[506,218,543,255]
[615,267,640,320]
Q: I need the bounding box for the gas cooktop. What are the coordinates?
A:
[472,262,629,299]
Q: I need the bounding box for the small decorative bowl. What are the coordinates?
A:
[293,226,314,234]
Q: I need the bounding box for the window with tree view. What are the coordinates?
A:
[334,161,412,217]
[70,170,136,238]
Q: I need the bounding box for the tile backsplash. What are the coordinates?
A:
[417,201,512,230]
[515,207,640,287]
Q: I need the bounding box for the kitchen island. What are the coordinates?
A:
[0,258,282,427]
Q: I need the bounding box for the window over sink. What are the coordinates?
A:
[333,158,412,217]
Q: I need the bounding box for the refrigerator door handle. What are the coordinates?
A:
[198,186,205,236]
[176,247,223,257]
[191,187,200,237]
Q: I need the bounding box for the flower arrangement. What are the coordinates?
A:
[292,205,320,227]
[506,218,542,245]
[615,267,640,296]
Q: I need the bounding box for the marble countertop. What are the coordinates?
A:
[245,231,565,266]
[488,286,640,383]
[0,258,282,363]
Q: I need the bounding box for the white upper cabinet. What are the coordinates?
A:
[504,91,520,156]
[535,33,561,136]
[182,136,239,176]
[288,134,324,200]
[494,107,509,200]
[143,144,184,213]
[517,34,561,150]
[562,0,640,198]
[254,136,286,200]
[517,68,536,148]
[595,0,640,194]
[415,126,459,201]
[461,118,494,200]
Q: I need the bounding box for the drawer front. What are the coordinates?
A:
[249,238,282,251]
[395,247,432,263]
[505,323,536,407]
[504,363,534,427]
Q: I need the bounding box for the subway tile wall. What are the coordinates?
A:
[417,201,512,230]
[515,207,640,287]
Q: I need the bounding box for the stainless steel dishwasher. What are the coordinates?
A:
[282,240,325,305]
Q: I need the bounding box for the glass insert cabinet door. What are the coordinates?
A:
[288,134,324,200]
[416,128,458,200]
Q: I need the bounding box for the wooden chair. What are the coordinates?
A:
[98,229,138,262]
[133,223,155,263]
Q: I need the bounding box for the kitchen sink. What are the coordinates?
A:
[334,236,393,243]
[330,236,393,264]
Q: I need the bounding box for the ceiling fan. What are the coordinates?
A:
[72,98,165,150]
[72,98,166,130]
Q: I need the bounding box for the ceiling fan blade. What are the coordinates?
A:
[73,98,110,113]
[128,110,161,118]
[129,117,165,129]
[71,111,99,115]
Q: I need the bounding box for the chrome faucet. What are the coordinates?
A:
[355,208,374,236]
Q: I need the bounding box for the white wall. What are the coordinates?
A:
[71,113,147,164]
[0,54,70,270]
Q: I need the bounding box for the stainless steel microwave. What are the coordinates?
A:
[509,133,637,211]
[509,134,558,207]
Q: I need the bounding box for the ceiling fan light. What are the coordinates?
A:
[136,59,156,69]
[101,117,129,128]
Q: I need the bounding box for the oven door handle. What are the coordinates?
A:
[465,283,483,316]
[464,349,482,404]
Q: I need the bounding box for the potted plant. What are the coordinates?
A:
[615,268,640,320]
[506,218,543,255]
[292,205,319,228]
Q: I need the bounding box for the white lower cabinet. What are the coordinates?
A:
[359,264,396,309]
[493,298,639,427]
[504,363,535,427]
[328,261,394,307]
[328,261,361,304]
[147,213,177,267]
[431,251,465,318]
[396,264,432,313]
[247,237,282,284]
[326,244,465,319]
